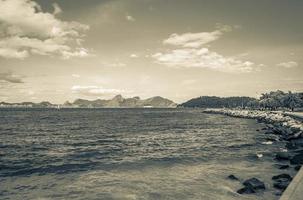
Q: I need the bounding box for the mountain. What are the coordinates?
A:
[69,95,177,108]
[0,95,177,108]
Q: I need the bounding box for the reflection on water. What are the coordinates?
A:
[0,108,294,199]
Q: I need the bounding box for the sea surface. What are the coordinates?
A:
[0,108,295,200]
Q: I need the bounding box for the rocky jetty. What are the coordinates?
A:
[204,108,303,196]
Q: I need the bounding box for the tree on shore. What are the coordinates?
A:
[180,90,303,110]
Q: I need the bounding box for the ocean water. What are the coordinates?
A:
[0,108,295,200]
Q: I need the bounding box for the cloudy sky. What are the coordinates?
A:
[0,0,302,103]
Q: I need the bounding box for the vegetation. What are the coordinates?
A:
[180,90,303,111]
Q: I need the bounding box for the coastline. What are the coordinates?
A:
[203,108,303,198]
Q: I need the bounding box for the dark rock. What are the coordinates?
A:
[273,181,290,191]
[227,174,239,180]
[285,131,302,141]
[261,127,268,130]
[237,187,255,194]
[275,152,290,160]
[243,178,266,190]
[273,127,287,135]
[272,174,292,181]
[266,135,279,141]
[294,165,301,171]
[290,153,303,165]
[266,124,274,129]
[290,127,301,133]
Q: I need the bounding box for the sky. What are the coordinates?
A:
[0,0,302,104]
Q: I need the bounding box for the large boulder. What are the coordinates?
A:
[273,181,290,191]
[272,174,292,181]
[237,178,266,194]
[272,174,293,191]
[243,178,266,190]
[237,187,255,194]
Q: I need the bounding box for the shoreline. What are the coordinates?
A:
[203,108,303,198]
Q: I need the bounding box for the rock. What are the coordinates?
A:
[227,174,239,180]
[285,131,302,141]
[290,153,303,165]
[243,178,266,190]
[266,124,274,129]
[294,165,301,171]
[272,174,292,181]
[237,186,255,194]
[273,181,290,191]
[275,152,290,160]
[272,174,292,191]
[266,135,279,141]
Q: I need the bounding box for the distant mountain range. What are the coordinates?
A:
[0,95,177,108]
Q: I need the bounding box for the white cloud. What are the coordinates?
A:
[52,3,62,15]
[0,71,23,83]
[101,62,126,68]
[0,0,90,59]
[130,54,139,58]
[72,74,80,78]
[277,61,298,68]
[71,85,126,97]
[153,26,255,73]
[152,48,254,73]
[126,15,135,22]
[163,25,232,48]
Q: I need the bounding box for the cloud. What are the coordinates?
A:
[0,71,23,83]
[100,62,126,68]
[277,61,298,68]
[153,26,255,73]
[52,3,62,15]
[130,54,139,58]
[152,48,254,73]
[126,15,135,22]
[0,0,90,59]
[72,74,80,78]
[163,25,232,48]
[71,85,126,97]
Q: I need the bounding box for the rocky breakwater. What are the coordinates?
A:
[204,108,303,196]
